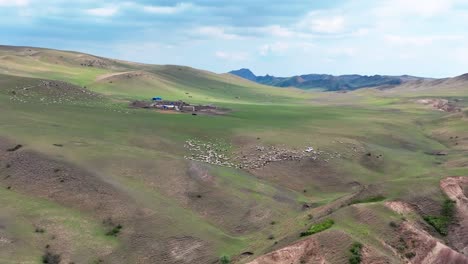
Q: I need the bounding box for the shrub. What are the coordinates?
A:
[349,242,363,264]
[220,255,230,264]
[35,228,46,233]
[442,199,456,217]
[424,198,456,236]
[42,252,61,264]
[300,219,334,237]
[405,252,416,259]
[106,224,123,236]
[424,216,449,235]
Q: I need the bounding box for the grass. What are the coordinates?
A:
[0,79,456,259]
[0,45,467,262]
[300,219,334,237]
[332,203,409,263]
[0,187,116,263]
[424,198,456,236]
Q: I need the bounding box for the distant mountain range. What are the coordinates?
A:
[229,68,427,91]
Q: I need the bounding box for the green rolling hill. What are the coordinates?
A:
[0,45,467,264]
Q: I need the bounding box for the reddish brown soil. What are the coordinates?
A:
[361,246,392,264]
[385,201,415,215]
[385,200,468,264]
[415,99,461,113]
[248,230,353,264]
[397,221,468,264]
[155,109,182,114]
[440,177,468,255]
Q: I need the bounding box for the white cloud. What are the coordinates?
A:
[384,34,463,46]
[352,28,370,37]
[242,25,314,40]
[194,26,240,40]
[374,0,454,18]
[311,16,345,33]
[327,47,356,57]
[299,12,346,34]
[454,47,468,64]
[259,42,290,56]
[86,7,119,17]
[143,3,193,14]
[261,25,294,38]
[215,51,248,61]
[0,0,28,6]
[259,41,315,56]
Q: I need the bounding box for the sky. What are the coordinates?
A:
[1,0,468,78]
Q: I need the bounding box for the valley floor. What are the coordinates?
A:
[0,46,467,264]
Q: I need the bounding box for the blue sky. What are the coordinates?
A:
[1,0,468,77]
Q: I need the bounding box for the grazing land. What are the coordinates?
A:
[0,45,467,263]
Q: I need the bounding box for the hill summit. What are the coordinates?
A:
[229,68,257,81]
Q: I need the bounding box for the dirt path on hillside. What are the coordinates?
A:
[440,176,468,255]
[95,71,142,82]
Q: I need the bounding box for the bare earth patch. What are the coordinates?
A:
[440,176,468,255]
[415,98,461,112]
[248,230,352,264]
[385,200,468,264]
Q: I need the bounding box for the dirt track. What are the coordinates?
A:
[95,70,143,82]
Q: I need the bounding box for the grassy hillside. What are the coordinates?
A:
[0,45,467,263]
[0,46,310,104]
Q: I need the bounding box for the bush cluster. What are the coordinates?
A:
[300,219,334,237]
[424,199,455,236]
[349,242,363,264]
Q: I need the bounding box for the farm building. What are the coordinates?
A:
[130,99,225,115]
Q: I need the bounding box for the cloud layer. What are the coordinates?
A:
[1,0,467,77]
